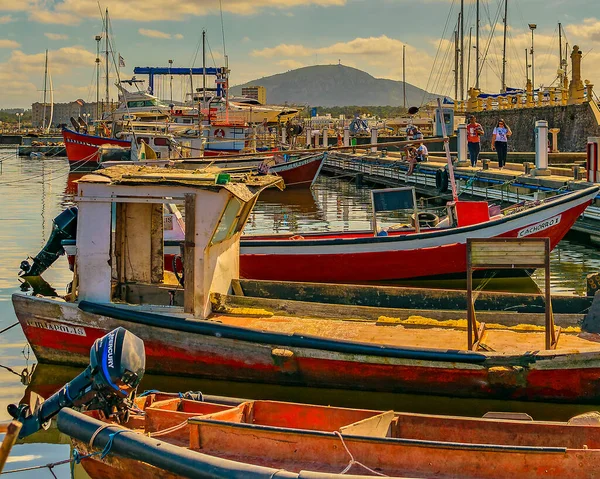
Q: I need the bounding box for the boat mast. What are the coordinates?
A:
[202,29,207,111]
[95,35,101,120]
[402,44,406,109]
[501,0,508,93]
[454,26,459,101]
[47,68,53,133]
[460,0,464,100]
[466,27,472,93]
[475,0,480,90]
[525,49,529,84]
[105,8,109,114]
[558,22,566,84]
[42,49,48,131]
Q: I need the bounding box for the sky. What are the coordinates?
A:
[0,0,599,108]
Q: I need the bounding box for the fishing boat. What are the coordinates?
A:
[62,128,131,164]
[13,165,600,404]
[240,185,598,282]
[56,392,600,479]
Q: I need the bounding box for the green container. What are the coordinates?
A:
[351,137,357,146]
[215,173,231,185]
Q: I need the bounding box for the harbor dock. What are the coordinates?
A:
[324,151,600,243]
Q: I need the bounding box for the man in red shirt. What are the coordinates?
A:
[466,115,484,167]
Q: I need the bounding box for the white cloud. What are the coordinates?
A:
[9,46,96,74]
[0,15,13,23]
[138,28,172,39]
[138,29,184,40]
[252,43,312,58]
[44,33,69,40]
[277,59,305,69]
[0,39,19,48]
[13,0,346,24]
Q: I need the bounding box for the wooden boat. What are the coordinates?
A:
[239,186,599,282]
[13,165,600,404]
[63,128,130,163]
[57,393,600,479]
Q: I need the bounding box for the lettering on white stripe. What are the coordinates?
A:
[517,214,562,238]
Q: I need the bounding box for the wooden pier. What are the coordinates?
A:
[324,152,600,242]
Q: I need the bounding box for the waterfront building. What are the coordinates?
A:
[241,86,266,105]
[31,100,118,128]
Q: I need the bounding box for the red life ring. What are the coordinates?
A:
[214,128,226,139]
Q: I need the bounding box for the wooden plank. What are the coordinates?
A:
[184,194,196,314]
[237,279,593,315]
[339,411,395,438]
[0,421,22,473]
[210,293,584,328]
[150,203,164,284]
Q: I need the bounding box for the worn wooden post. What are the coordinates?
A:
[0,421,22,473]
[183,193,196,314]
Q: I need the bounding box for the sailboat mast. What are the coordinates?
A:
[475,0,480,90]
[105,8,109,113]
[202,29,207,110]
[402,44,406,109]
[460,0,464,100]
[501,0,508,93]
[466,28,472,93]
[454,27,459,101]
[95,35,101,120]
[558,22,564,83]
[42,49,48,131]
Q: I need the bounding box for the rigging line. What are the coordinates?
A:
[430,29,456,97]
[206,37,217,68]
[477,0,504,90]
[537,24,559,87]
[421,0,457,104]
[219,0,227,59]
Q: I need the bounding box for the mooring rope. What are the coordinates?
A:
[333,431,388,476]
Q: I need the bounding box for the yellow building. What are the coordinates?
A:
[241,86,267,105]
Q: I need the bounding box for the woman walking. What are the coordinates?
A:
[491,119,512,169]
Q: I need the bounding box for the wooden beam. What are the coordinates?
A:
[0,421,22,473]
[184,193,196,314]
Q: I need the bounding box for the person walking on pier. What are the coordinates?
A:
[491,119,511,169]
[466,116,484,167]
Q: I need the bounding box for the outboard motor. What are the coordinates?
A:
[20,207,78,277]
[8,327,146,438]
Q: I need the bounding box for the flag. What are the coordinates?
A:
[119,54,125,68]
[76,99,84,106]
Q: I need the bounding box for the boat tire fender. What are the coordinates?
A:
[436,168,449,193]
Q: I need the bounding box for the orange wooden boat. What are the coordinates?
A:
[59,393,600,479]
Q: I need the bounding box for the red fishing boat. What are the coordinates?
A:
[62,128,130,164]
[240,186,598,282]
[57,393,600,479]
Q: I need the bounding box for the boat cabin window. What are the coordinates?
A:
[136,137,150,145]
[127,99,158,108]
[153,137,169,147]
[210,197,243,246]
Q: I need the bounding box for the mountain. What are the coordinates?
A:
[229,64,439,107]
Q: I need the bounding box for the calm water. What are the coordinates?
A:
[2,149,600,476]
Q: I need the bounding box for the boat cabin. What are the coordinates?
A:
[74,165,283,318]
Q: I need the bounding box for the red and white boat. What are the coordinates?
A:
[62,128,130,164]
[239,187,598,282]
